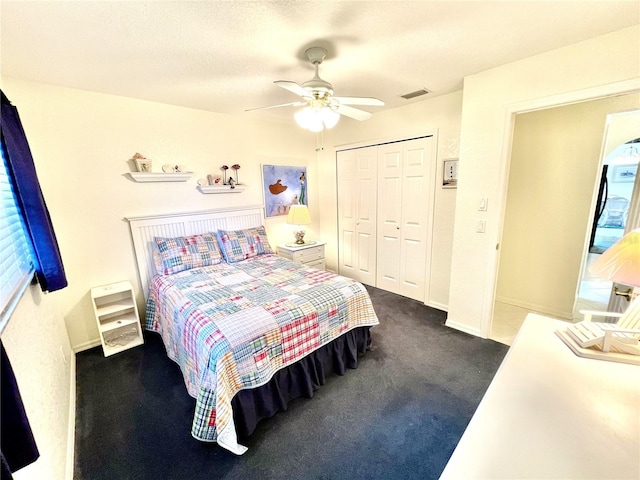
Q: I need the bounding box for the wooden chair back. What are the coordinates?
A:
[620,297,640,330]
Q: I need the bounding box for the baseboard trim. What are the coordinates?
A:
[73,339,101,353]
[426,300,448,312]
[66,354,76,480]
[445,319,482,337]
[495,296,572,321]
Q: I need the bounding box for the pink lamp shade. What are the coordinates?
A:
[589,228,640,288]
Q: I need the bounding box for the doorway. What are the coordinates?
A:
[589,141,639,254]
[490,100,640,346]
[577,128,640,317]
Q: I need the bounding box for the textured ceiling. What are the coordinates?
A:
[1,1,638,125]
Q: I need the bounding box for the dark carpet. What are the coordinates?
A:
[74,286,508,480]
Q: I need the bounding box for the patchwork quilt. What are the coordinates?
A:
[145,254,379,454]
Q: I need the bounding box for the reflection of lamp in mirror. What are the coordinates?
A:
[589,228,640,302]
[287,205,312,244]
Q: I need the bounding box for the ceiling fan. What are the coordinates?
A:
[247,47,384,131]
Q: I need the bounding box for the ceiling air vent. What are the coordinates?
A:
[401,88,431,100]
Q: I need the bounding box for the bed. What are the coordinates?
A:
[127,206,379,455]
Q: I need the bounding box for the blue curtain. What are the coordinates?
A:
[0,90,67,292]
[1,340,40,477]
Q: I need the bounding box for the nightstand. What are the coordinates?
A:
[277,242,326,270]
[90,280,144,357]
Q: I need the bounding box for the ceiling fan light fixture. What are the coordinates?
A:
[295,106,322,132]
[321,107,340,129]
[295,105,339,132]
[251,46,382,126]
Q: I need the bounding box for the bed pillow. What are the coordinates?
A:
[216,226,273,263]
[153,233,223,275]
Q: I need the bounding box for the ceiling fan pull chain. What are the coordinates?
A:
[315,130,324,152]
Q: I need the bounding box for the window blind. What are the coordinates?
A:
[0,142,35,331]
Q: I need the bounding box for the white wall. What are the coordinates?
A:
[447,25,640,337]
[1,78,316,351]
[1,286,73,480]
[317,91,462,310]
[603,109,640,158]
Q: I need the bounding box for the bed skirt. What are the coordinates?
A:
[231,326,372,438]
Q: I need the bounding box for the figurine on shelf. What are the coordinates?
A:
[132,152,151,173]
[228,177,236,189]
[163,163,186,173]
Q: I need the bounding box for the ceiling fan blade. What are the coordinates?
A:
[274,81,312,98]
[336,104,373,121]
[334,96,384,106]
[245,101,306,112]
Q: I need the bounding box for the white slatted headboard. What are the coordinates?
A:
[126,205,265,298]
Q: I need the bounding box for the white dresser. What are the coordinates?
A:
[277,242,326,270]
[440,313,640,480]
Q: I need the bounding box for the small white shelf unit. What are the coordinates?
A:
[127,172,193,182]
[197,184,246,194]
[91,280,144,357]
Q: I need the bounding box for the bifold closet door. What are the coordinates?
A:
[337,146,377,286]
[377,137,434,301]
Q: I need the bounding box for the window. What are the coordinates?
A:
[0,141,35,332]
[1,90,67,321]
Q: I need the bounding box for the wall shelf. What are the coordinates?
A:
[197,185,246,194]
[127,172,193,183]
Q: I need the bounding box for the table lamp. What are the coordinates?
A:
[287,205,311,244]
[589,228,640,302]
[555,228,640,363]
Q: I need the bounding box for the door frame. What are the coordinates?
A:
[486,79,640,338]
[575,113,640,318]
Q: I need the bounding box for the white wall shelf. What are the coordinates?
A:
[197,185,246,194]
[127,172,193,182]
